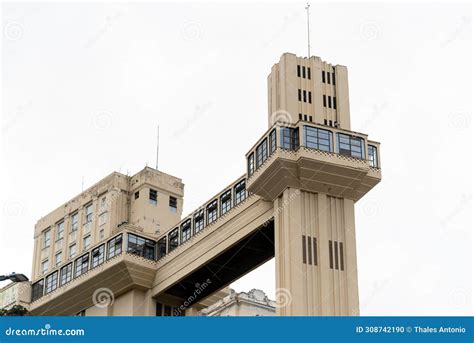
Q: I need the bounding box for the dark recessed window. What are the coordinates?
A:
[298,89,302,101]
[309,116,313,122]
[181,219,192,243]
[323,95,327,107]
[308,91,312,104]
[302,66,306,78]
[149,189,157,206]
[332,72,336,85]
[307,67,311,80]
[134,191,139,200]
[234,180,246,206]
[127,233,156,260]
[304,126,333,152]
[337,133,365,159]
[168,228,179,252]
[281,127,299,150]
[207,200,218,225]
[328,96,332,108]
[107,234,122,259]
[256,138,268,168]
[32,279,45,301]
[333,97,337,109]
[220,190,232,215]
[157,237,167,259]
[169,196,177,212]
[269,129,277,154]
[322,70,325,83]
[299,113,302,120]
[304,115,307,121]
[297,65,301,77]
[327,72,331,84]
[303,90,307,102]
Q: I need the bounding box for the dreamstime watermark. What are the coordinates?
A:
[270,110,292,128]
[441,16,471,47]
[439,193,472,235]
[173,279,212,315]
[263,189,301,227]
[359,21,381,41]
[181,21,203,41]
[449,110,471,130]
[449,288,468,308]
[92,110,113,131]
[360,198,380,220]
[3,21,24,41]
[85,12,121,48]
[92,288,115,308]
[3,200,26,219]
[172,101,212,138]
[274,288,292,309]
[262,11,300,48]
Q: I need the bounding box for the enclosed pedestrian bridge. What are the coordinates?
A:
[29,119,380,316]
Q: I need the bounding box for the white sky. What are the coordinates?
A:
[0,1,472,315]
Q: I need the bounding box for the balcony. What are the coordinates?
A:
[245,121,381,202]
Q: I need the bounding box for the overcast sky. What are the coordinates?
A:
[0,1,472,315]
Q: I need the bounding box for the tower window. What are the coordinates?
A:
[333,97,337,109]
[298,89,302,101]
[323,95,327,107]
[134,191,139,199]
[329,240,334,269]
[328,96,332,108]
[308,91,312,104]
[169,196,177,212]
[304,126,333,152]
[42,228,51,248]
[332,72,336,85]
[280,127,299,150]
[269,129,277,154]
[256,138,268,168]
[337,133,365,159]
[302,66,306,78]
[303,90,307,102]
[297,65,301,77]
[149,189,158,205]
[322,71,325,83]
[327,72,331,84]
[307,67,311,80]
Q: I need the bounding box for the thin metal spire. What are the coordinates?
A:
[155,125,160,170]
[305,3,311,58]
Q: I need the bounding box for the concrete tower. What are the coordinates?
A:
[247,53,381,315]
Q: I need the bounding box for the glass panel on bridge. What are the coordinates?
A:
[91,244,105,268]
[59,262,73,286]
[234,179,246,205]
[181,219,192,243]
[107,234,122,259]
[368,145,378,167]
[304,126,333,152]
[256,138,268,168]
[281,127,299,150]
[168,228,179,252]
[337,133,365,159]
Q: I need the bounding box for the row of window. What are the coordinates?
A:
[298,113,313,122]
[322,95,337,109]
[32,234,124,301]
[329,240,344,271]
[157,180,248,258]
[322,70,336,85]
[298,89,312,103]
[247,126,379,175]
[301,237,344,270]
[139,188,178,212]
[297,65,311,79]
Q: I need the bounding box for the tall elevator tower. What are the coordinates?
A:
[246,53,382,315]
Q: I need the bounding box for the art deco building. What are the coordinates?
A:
[24,52,381,316]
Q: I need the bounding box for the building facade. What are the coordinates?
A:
[200,289,276,316]
[24,53,381,316]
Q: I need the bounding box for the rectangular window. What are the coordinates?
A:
[98,212,107,226]
[56,221,64,240]
[74,254,89,277]
[181,219,192,243]
[302,235,307,264]
[157,237,167,259]
[303,90,306,102]
[332,72,336,85]
[42,229,51,248]
[59,263,73,286]
[41,260,49,275]
[339,242,344,271]
[207,200,218,225]
[304,126,333,152]
[323,95,326,107]
[307,67,311,80]
[247,153,255,176]
[329,240,333,269]
[127,233,156,260]
[220,190,232,215]
[327,71,331,84]
[234,180,246,206]
[322,70,325,83]
[85,204,93,224]
[313,238,318,266]
[281,127,299,150]
[107,234,122,259]
[99,229,104,240]
[298,89,302,101]
[256,138,268,168]
[168,228,179,252]
[69,243,77,259]
[194,210,204,233]
[83,235,91,251]
[135,191,139,199]
[55,252,62,266]
[71,212,79,232]
[328,96,332,108]
[302,66,306,78]
[297,65,301,77]
[333,97,337,109]
[91,244,105,268]
[269,129,277,154]
[368,145,378,168]
[334,241,339,270]
[169,196,178,212]
[149,189,158,206]
[308,91,312,104]
[337,133,365,159]
[32,280,44,301]
[45,271,58,294]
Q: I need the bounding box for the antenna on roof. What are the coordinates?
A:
[305,3,311,58]
[155,125,160,170]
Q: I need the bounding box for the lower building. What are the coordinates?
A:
[200,289,276,316]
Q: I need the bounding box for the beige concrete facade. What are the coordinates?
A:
[200,289,276,316]
[25,52,381,317]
